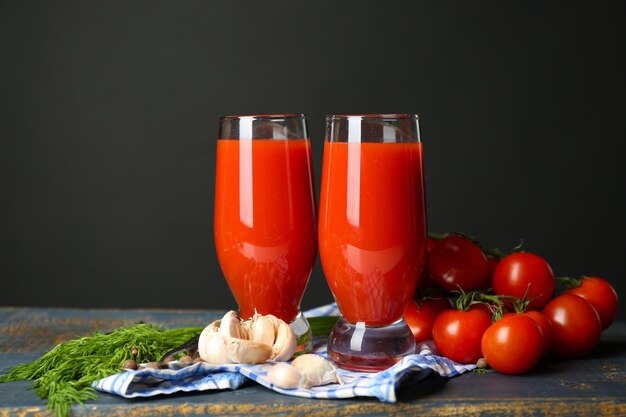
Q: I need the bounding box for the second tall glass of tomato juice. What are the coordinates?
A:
[214,114,317,353]
[319,114,427,371]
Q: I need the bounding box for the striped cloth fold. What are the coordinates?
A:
[94,303,475,402]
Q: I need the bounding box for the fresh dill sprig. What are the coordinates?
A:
[0,323,202,417]
[1,317,340,417]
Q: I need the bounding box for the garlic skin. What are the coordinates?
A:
[291,354,343,386]
[266,363,311,389]
[219,310,247,339]
[248,314,276,347]
[269,318,297,362]
[198,321,234,364]
[224,338,273,364]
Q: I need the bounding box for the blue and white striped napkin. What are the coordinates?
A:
[94,304,475,403]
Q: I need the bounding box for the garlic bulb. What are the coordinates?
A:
[291,354,343,386]
[266,363,311,389]
[198,311,296,365]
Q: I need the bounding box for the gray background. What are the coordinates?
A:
[1,1,625,319]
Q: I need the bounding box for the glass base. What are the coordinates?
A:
[327,317,415,372]
[290,312,313,356]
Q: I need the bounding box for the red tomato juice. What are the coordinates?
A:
[319,141,427,326]
[214,139,317,322]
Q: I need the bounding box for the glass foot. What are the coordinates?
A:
[290,312,313,356]
[327,317,415,372]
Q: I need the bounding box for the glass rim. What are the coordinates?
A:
[219,113,306,121]
[326,113,419,121]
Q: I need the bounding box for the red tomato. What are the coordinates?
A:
[542,294,601,357]
[481,314,544,374]
[504,310,552,355]
[469,302,498,318]
[404,297,451,343]
[486,256,500,276]
[472,256,498,291]
[565,276,619,331]
[432,308,492,364]
[416,269,436,291]
[523,310,553,355]
[428,235,489,292]
[485,257,500,285]
[493,252,555,310]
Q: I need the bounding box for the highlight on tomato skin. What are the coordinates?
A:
[492,252,555,311]
[428,235,490,293]
[481,314,544,374]
[432,308,492,364]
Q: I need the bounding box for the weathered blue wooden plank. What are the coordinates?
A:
[1,308,625,417]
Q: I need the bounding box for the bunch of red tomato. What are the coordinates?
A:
[404,234,620,375]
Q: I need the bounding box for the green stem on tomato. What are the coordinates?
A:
[454,288,506,322]
[427,232,450,241]
[472,292,506,322]
[506,284,534,314]
[556,276,582,289]
[453,287,473,311]
[480,246,508,260]
[428,232,522,260]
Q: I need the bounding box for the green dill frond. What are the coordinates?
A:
[0,323,202,417]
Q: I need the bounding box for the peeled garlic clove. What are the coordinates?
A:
[266,363,311,389]
[224,338,273,364]
[219,310,247,339]
[248,314,276,347]
[198,321,233,364]
[291,354,343,386]
[271,319,297,362]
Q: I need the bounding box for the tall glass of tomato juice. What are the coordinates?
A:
[215,114,316,353]
[319,114,427,371]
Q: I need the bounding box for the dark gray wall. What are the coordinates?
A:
[1,1,625,318]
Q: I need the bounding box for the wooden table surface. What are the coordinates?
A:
[1,307,625,417]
